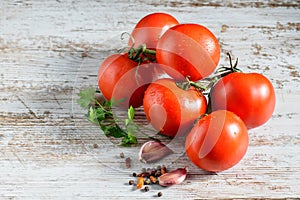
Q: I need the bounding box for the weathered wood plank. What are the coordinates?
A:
[0,0,300,199]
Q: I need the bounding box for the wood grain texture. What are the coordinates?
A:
[1,0,300,199]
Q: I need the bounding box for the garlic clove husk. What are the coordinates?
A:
[139,141,174,163]
[158,167,187,187]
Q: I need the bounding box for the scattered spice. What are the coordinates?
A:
[157,192,163,197]
[93,143,98,148]
[155,170,162,177]
[137,172,150,177]
[125,157,131,168]
[150,168,156,176]
[150,176,157,184]
[144,186,150,192]
[120,152,125,158]
[128,180,134,185]
[136,177,144,189]
[161,165,167,175]
[127,165,186,196]
[144,178,151,185]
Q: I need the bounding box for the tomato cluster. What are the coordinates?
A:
[97,13,276,172]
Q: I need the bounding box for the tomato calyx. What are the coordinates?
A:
[128,44,156,63]
[205,53,244,114]
[175,76,208,92]
[119,32,158,86]
[216,53,242,77]
[195,53,241,92]
[174,53,242,94]
[121,32,156,63]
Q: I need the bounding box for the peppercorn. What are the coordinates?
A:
[149,175,157,184]
[157,192,163,197]
[144,178,151,185]
[150,168,157,176]
[161,165,167,174]
[128,180,134,185]
[144,186,150,192]
[155,170,162,177]
[132,172,137,177]
[137,172,150,177]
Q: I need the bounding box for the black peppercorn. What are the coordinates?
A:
[155,170,162,177]
[128,180,134,185]
[144,186,150,192]
[150,168,156,176]
[157,191,163,197]
[137,172,150,177]
[144,178,151,185]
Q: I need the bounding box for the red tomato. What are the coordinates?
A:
[129,12,179,50]
[210,72,276,129]
[143,78,207,137]
[98,54,167,108]
[156,23,220,81]
[185,110,249,172]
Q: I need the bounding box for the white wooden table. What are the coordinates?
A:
[1,1,300,199]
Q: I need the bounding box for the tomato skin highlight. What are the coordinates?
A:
[129,12,179,50]
[156,24,220,81]
[210,72,276,129]
[98,54,167,108]
[185,110,249,172]
[143,78,207,137]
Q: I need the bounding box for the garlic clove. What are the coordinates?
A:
[139,141,174,163]
[158,167,187,187]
